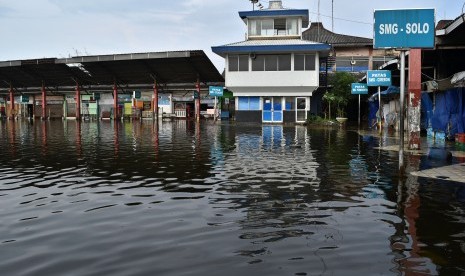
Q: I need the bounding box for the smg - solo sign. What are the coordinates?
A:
[374,9,435,49]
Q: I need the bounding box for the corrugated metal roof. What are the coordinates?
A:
[302,22,372,46]
[223,39,323,47]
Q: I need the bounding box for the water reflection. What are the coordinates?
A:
[0,120,464,275]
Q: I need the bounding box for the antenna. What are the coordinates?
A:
[250,0,259,11]
[332,0,334,32]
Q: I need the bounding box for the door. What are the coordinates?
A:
[296,97,307,123]
[263,97,283,123]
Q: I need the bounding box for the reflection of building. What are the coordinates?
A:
[212,0,330,124]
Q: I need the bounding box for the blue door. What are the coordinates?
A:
[262,97,283,123]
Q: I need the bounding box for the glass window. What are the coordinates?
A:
[249,19,261,36]
[274,18,286,35]
[239,55,249,71]
[278,55,291,71]
[252,55,265,71]
[287,19,298,35]
[285,97,295,110]
[305,55,315,70]
[294,54,305,71]
[249,97,260,110]
[262,19,274,36]
[228,55,238,72]
[265,55,278,71]
[294,54,315,71]
[238,97,260,110]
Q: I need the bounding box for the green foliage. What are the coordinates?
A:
[323,72,357,118]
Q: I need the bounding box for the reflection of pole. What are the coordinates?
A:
[76,81,81,121]
[214,96,218,121]
[399,51,406,171]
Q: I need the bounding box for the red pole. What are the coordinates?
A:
[153,80,159,120]
[76,82,81,120]
[196,78,201,121]
[41,83,47,119]
[408,49,422,150]
[113,83,118,120]
[9,85,14,119]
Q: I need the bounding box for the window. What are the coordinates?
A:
[229,55,249,72]
[238,97,260,110]
[294,54,316,71]
[252,54,291,71]
[248,18,300,37]
[285,97,295,110]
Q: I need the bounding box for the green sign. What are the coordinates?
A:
[209,86,224,97]
[193,91,200,99]
[93,93,100,100]
[21,95,30,103]
[133,90,141,99]
[351,83,369,95]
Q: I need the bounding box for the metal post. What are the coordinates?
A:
[214,96,218,121]
[113,83,118,120]
[399,51,406,170]
[153,80,159,120]
[76,82,81,120]
[378,86,381,131]
[41,82,47,120]
[408,49,422,150]
[9,84,14,119]
[358,94,361,127]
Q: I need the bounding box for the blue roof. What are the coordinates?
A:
[239,9,309,28]
[212,42,330,56]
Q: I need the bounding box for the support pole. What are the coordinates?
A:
[358,94,361,128]
[76,82,81,120]
[408,49,422,150]
[378,86,381,131]
[113,83,118,120]
[9,84,14,120]
[41,82,47,120]
[214,96,218,121]
[196,78,201,122]
[153,80,159,121]
[399,51,406,171]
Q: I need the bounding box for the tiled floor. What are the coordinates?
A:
[411,163,465,183]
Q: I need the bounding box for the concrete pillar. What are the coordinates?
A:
[9,85,14,119]
[76,82,81,120]
[153,80,159,120]
[195,78,201,122]
[41,83,47,119]
[408,49,422,150]
[113,83,118,120]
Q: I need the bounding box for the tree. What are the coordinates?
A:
[323,72,357,118]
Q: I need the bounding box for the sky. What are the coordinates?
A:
[0,0,463,71]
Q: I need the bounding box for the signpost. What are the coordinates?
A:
[374,8,435,171]
[209,86,224,121]
[367,70,392,131]
[351,83,368,127]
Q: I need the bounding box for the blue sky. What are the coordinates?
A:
[0,0,463,71]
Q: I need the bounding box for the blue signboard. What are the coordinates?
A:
[351,83,369,95]
[374,9,435,49]
[209,86,224,97]
[367,70,392,87]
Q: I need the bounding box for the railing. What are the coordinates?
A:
[175,109,186,117]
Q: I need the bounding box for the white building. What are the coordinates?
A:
[212,0,330,123]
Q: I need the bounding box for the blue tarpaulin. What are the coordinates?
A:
[426,87,465,137]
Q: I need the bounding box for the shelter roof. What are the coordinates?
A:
[0,50,223,92]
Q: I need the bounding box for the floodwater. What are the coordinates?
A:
[0,120,464,276]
